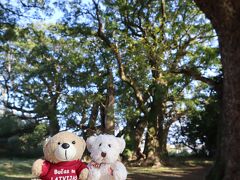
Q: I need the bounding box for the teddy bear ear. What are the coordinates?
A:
[43,137,51,148]
[117,137,126,153]
[86,136,97,152]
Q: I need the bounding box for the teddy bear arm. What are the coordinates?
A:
[111,162,128,180]
[79,168,89,180]
[87,167,101,180]
[32,159,49,177]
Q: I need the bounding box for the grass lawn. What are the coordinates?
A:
[0,158,34,179]
[127,157,212,180]
[0,157,212,180]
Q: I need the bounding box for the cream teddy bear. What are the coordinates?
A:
[86,134,127,180]
[32,131,89,180]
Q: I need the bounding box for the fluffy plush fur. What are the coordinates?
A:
[32,131,89,180]
[86,134,127,180]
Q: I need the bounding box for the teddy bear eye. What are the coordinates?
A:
[72,141,76,144]
[108,144,111,148]
[58,142,61,145]
[99,143,102,147]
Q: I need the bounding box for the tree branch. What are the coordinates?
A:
[92,0,146,113]
[170,67,222,92]
[3,101,35,114]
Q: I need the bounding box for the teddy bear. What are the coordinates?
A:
[86,134,127,180]
[32,131,89,180]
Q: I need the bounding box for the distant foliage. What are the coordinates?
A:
[170,92,219,157]
[0,112,48,157]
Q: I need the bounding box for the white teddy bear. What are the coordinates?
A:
[86,134,128,180]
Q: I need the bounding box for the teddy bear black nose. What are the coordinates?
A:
[62,143,70,149]
[101,152,107,157]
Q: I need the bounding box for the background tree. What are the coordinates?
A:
[60,0,221,165]
[1,25,94,135]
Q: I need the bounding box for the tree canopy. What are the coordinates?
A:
[0,0,221,167]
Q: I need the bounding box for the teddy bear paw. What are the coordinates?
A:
[87,168,101,180]
[32,159,45,177]
[79,168,89,180]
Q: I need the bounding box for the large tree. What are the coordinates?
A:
[193,0,240,179]
[61,0,221,164]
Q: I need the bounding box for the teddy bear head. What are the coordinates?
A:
[43,131,86,163]
[86,134,126,164]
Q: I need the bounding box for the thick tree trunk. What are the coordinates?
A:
[143,128,160,165]
[143,119,160,165]
[194,1,240,179]
[157,125,169,162]
[48,112,60,136]
[47,101,60,136]
[132,117,147,160]
[211,28,240,180]
[104,68,115,134]
[143,121,169,166]
[143,84,168,165]
[84,102,99,138]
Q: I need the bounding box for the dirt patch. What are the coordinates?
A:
[128,165,211,180]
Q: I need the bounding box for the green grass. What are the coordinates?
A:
[0,158,34,179]
[0,157,212,179]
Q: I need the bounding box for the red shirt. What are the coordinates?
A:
[40,160,88,180]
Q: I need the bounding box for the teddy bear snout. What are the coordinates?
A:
[101,152,107,157]
[61,143,70,149]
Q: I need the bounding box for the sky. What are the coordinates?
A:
[2,0,91,25]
